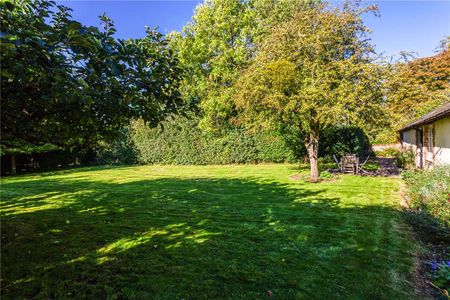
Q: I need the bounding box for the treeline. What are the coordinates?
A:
[1,117,371,174]
[1,0,449,180]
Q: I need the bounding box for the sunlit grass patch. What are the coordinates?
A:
[1,164,416,299]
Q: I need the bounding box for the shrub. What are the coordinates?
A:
[402,166,450,299]
[319,170,333,180]
[319,126,370,158]
[429,260,450,294]
[395,149,415,169]
[130,117,205,164]
[97,117,373,166]
[402,165,450,229]
[374,147,400,157]
[361,161,380,171]
[254,131,297,163]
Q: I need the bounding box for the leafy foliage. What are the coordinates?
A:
[98,116,371,166]
[96,128,138,165]
[234,2,383,180]
[170,0,310,132]
[128,116,297,165]
[1,0,182,155]
[401,165,450,297]
[361,161,380,172]
[429,260,450,295]
[319,170,333,180]
[319,126,370,158]
[381,38,450,142]
[394,149,415,169]
[402,166,450,228]
[373,147,401,158]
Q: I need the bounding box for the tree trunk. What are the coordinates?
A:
[305,132,319,182]
[11,154,16,175]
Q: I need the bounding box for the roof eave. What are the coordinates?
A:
[399,110,450,132]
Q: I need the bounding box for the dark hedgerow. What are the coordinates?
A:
[96,117,374,166]
[124,116,299,165]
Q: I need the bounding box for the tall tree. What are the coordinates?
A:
[171,0,310,132]
[234,2,383,181]
[1,0,182,173]
[382,38,450,140]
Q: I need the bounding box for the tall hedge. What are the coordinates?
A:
[129,117,297,165]
[96,117,371,166]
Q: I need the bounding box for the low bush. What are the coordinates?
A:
[395,149,415,169]
[402,165,450,230]
[319,170,333,180]
[401,166,450,297]
[374,147,400,157]
[361,161,380,171]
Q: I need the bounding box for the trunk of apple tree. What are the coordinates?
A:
[305,132,319,182]
[11,154,16,175]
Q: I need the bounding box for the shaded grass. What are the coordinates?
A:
[1,164,417,299]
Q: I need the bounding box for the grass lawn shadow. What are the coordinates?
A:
[1,165,416,299]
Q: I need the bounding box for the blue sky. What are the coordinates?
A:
[57,0,450,58]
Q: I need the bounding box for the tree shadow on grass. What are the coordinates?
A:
[1,176,414,299]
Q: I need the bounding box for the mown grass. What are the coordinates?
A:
[1,164,417,299]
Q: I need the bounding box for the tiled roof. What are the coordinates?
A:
[399,102,450,132]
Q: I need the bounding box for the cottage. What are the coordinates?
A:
[399,102,450,169]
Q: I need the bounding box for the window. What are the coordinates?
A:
[427,125,433,160]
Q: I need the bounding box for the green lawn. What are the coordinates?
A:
[1,164,417,299]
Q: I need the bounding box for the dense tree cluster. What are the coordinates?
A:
[1,0,182,172]
[172,0,448,180]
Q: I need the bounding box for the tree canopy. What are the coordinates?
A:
[1,0,182,158]
[171,0,311,132]
[381,39,450,142]
[234,2,384,180]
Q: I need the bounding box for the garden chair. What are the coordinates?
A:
[333,154,341,170]
[358,155,371,174]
